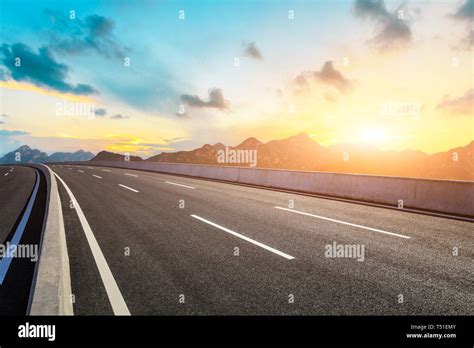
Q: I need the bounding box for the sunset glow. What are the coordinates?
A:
[0,0,472,157]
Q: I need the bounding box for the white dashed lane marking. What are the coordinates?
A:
[165,181,195,189]
[191,214,295,260]
[274,206,411,239]
[118,184,139,193]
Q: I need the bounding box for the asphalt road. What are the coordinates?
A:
[46,164,473,315]
[0,165,36,243]
[0,165,47,314]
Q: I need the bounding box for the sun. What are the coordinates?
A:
[359,126,389,144]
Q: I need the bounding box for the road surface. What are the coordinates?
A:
[46,164,473,315]
[0,165,47,314]
[0,163,472,315]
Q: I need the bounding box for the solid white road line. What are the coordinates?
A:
[78,170,84,173]
[92,174,102,179]
[53,171,130,315]
[0,170,40,284]
[191,215,295,260]
[275,206,411,239]
[118,184,139,192]
[124,173,138,177]
[102,169,111,172]
[165,181,195,189]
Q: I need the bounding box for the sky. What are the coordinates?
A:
[0,0,473,157]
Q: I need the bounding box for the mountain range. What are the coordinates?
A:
[1,134,472,180]
[97,133,473,181]
[92,150,143,162]
[0,145,94,164]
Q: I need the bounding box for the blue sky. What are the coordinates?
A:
[1,0,354,110]
[0,0,472,156]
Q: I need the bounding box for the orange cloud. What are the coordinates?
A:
[0,80,96,103]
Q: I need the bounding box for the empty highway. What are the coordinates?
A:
[38,164,473,315]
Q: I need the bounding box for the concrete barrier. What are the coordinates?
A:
[215,166,240,182]
[29,164,73,315]
[413,179,474,215]
[63,161,474,217]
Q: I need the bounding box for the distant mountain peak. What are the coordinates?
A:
[288,132,313,142]
[48,149,95,162]
[212,142,226,150]
[201,144,213,150]
[0,145,94,164]
[237,137,262,149]
[0,145,48,164]
[91,150,142,162]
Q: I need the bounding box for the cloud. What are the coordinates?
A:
[294,61,352,94]
[453,0,474,19]
[354,0,412,50]
[95,108,107,116]
[0,129,30,136]
[99,135,188,157]
[437,89,474,115]
[159,136,188,144]
[461,29,474,48]
[0,43,97,95]
[180,88,229,110]
[450,0,474,49]
[243,42,263,60]
[113,141,169,149]
[455,29,474,49]
[110,113,129,120]
[293,73,311,95]
[0,68,7,81]
[46,11,129,59]
[314,61,352,92]
[355,0,388,19]
[294,73,309,87]
[57,133,79,139]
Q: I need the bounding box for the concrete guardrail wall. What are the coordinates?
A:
[65,161,473,217]
[28,164,73,315]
